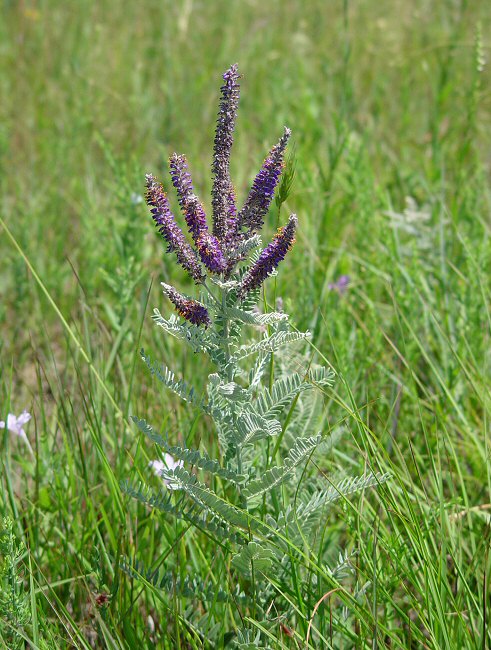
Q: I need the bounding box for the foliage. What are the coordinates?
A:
[0,518,30,649]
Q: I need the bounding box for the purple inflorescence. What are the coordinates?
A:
[145,65,296,300]
[185,195,227,273]
[237,214,297,299]
[328,274,350,295]
[226,186,238,239]
[145,174,205,284]
[195,231,228,274]
[211,64,240,243]
[162,283,211,327]
[168,154,227,273]
[238,127,291,236]
[169,153,206,239]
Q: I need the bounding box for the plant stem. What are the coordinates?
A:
[220,285,242,475]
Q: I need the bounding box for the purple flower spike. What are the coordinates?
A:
[182,194,208,242]
[169,153,208,240]
[211,64,240,242]
[238,127,291,235]
[145,174,205,284]
[226,186,238,238]
[237,214,297,299]
[169,153,194,212]
[162,283,211,327]
[169,154,208,240]
[328,275,350,295]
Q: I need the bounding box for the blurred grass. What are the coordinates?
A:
[1,0,491,647]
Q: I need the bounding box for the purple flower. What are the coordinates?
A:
[162,283,211,327]
[211,64,240,243]
[149,454,184,490]
[0,410,33,454]
[328,275,350,295]
[237,214,297,299]
[238,127,291,236]
[169,153,192,204]
[184,195,228,274]
[145,174,205,284]
[169,154,204,237]
[225,186,238,243]
[195,231,228,273]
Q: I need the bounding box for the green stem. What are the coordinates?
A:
[202,281,221,309]
[220,285,242,478]
[221,288,234,382]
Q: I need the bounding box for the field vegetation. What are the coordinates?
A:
[1,1,490,648]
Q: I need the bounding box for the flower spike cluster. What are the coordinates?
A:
[145,64,297,326]
[169,154,194,213]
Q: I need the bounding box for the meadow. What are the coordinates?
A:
[1,0,490,648]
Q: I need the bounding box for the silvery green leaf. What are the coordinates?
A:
[247,353,270,391]
[140,349,206,410]
[308,365,336,386]
[243,434,321,499]
[236,411,282,445]
[209,277,240,290]
[234,330,311,362]
[255,373,311,419]
[152,309,216,353]
[277,472,391,539]
[230,233,262,258]
[231,542,275,578]
[120,480,243,543]
[208,373,221,387]
[224,307,288,326]
[217,382,249,402]
[168,467,252,530]
[131,417,246,485]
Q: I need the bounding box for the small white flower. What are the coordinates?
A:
[148,453,183,490]
[0,410,33,454]
[147,614,155,634]
[130,192,144,205]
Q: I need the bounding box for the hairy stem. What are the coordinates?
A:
[220,285,242,474]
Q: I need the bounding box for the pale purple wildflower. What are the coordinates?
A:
[328,275,350,295]
[0,410,33,454]
[149,454,184,490]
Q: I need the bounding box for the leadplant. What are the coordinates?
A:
[123,65,387,644]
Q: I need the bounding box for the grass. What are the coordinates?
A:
[1,0,490,647]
